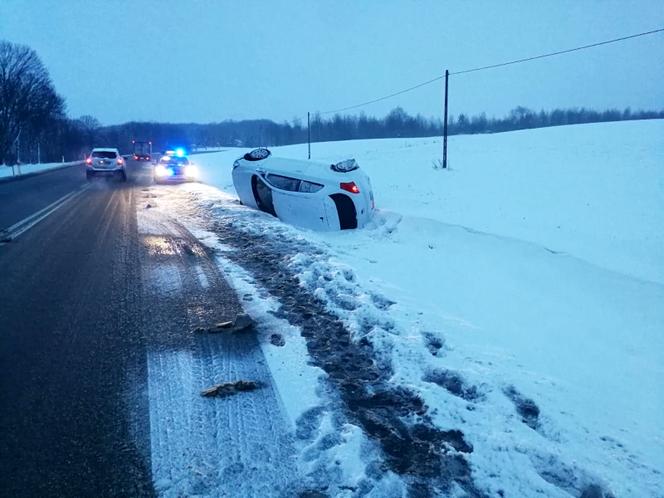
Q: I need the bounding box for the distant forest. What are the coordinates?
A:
[19,105,662,164]
[2,41,663,165]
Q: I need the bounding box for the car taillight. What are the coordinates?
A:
[85,158,92,165]
[118,158,124,165]
[340,181,360,194]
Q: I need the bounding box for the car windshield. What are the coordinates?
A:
[163,157,189,165]
[91,151,117,158]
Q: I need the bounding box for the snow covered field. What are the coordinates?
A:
[182,120,663,496]
[0,160,81,179]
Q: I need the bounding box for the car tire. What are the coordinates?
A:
[86,172,93,180]
[119,170,127,182]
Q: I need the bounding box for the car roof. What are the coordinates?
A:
[91,147,120,152]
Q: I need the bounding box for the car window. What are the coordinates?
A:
[91,151,117,159]
[299,180,323,193]
[265,174,300,192]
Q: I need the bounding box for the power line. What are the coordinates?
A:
[318,27,664,115]
[451,27,664,75]
[321,75,444,115]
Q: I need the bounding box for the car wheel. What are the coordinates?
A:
[119,170,127,182]
[86,172,93,180]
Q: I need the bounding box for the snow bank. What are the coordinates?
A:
[0,161,81,179]
[190,120,664,496]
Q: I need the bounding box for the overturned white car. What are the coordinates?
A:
[232,148,374,230]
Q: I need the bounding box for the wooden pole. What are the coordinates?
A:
[443,69,449,169]
[307,112,311,160]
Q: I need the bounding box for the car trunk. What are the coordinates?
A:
[93,156,117,169]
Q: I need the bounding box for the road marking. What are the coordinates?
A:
[0,185,90,243]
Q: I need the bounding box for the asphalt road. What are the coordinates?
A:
[0,163,154,496]
[0,162,292,496]
[0,163,88,231]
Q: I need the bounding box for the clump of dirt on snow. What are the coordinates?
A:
[201,380,260,398]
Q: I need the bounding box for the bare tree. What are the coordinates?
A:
[0,40,65,164]
[76,114,101,148]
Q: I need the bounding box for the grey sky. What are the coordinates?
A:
[1,0,663,125]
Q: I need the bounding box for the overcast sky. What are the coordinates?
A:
[1,0,662,125]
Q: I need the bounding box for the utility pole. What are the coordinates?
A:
[307,112,311,160]
[37,142,41,164]
[443,69,449,169]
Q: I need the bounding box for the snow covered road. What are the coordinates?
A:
[137,200,300,496]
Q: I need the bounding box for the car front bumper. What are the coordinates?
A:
[154,174,195,182]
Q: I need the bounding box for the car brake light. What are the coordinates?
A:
[85,158,92,165]
[118,158,124,165]
[340,181,360,194]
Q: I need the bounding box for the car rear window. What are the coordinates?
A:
[92,151,117,159]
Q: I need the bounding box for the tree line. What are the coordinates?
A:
[2,40,663,165]
[67,105,664,159]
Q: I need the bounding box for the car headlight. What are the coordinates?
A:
[155,164,167,177]
[185,165,198,178]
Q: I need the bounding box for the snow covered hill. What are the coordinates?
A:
[184,120,663,496]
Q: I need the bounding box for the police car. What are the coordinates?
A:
[153,149,199,184]
[232,148,374,230]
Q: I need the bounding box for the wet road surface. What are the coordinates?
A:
[0,164,154,496]
[0,162,88,230]
[0,162,294,496]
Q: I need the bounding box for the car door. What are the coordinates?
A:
[265,174,331,230]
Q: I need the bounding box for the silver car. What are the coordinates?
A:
[85,148,127,181]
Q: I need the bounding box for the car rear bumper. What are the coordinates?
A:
[88,167,124,174]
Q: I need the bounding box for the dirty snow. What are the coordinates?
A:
[180,223,408,496]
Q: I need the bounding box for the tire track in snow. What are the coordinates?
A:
[137,200,299,497]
